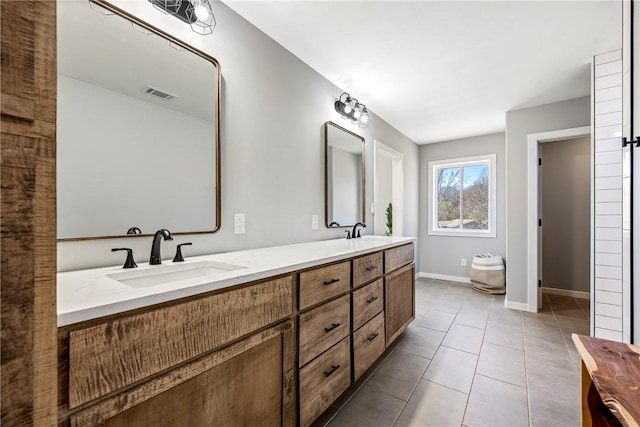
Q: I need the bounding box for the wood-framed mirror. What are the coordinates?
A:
[324,121,366,228]
[57,0,221,241]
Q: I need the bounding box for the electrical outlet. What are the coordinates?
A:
[311,214,318,230]
[460,258,467,267]
[234,214,245,234]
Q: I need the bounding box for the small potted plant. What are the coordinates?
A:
[385,203,393,236]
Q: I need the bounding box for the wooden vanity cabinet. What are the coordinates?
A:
[58,275,296,427]
[57,241,415,427]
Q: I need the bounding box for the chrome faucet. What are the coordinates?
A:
[150,229,173,265]
[352,222,366,238]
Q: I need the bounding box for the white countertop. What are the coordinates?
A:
[57,236,415,326]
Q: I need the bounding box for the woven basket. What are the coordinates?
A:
[470,253,505,295]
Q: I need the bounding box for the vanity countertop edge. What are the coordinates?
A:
[57,236,415,326]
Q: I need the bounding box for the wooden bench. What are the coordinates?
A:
[572,334,640,427]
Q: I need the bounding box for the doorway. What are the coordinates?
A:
[373,140,403,236]
[540,137,591,300]
[526,126,591,313]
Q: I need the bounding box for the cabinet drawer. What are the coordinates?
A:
[384,243,414,273]
[353,312,385,380]
[299,295,350,367]
[299,261,351,310]
[299,337,351,427]
[352,278,384,330]
[68,276,293,408]
[353,252,383,288]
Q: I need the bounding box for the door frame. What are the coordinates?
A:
[526,126,591,313]
[373,140,404,236]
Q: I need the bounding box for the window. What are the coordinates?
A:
[428,154,496,237]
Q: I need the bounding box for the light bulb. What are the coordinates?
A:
[194,1,209,20]
[353,108,362,119]
[343,98,353,114]
[360,113,369,124]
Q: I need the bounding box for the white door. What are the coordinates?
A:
[374,141,403,236]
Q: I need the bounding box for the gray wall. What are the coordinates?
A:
[541,137,591,292]
[419,133,506,278]
[505,97,591,304]
[57,1,419,271]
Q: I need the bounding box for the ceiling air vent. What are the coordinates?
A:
[143,86,178,102]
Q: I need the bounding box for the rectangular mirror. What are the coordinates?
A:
[325,121,365,228]
[57,0,220,240]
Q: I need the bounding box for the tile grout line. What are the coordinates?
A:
[458,294,492,427]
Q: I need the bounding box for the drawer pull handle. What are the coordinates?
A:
[324,322,341,333]
[367,332,379,342]
[366,296,379,304]
[366,265,378,271]
[324,364,340,377]
[323,278,340,286]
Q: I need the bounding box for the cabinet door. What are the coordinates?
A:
[70,322,296,427]
[103,335,283,427]
[385,263,415,345]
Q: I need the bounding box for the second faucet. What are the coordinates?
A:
[150,229,173,265]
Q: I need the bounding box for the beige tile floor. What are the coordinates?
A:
[313,278,590,427]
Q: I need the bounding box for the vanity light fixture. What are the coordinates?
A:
[335,92,370,128]
[148,0,216,35]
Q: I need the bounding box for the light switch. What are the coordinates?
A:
[311,215,318,230]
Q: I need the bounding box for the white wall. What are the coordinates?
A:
[57,1,419,271]
[593,50,625,342]
[540,136,591,293]
[419,133,506,279]
[505,97,591,305]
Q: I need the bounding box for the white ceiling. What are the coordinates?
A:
[223,0,621,144]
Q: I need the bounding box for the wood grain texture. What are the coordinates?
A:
[68,276,292,408]
[68,321,293,426]
[353,252,383,288]
[298,295,350,367]
[384,243,414,273]
[1,1,58,425]
[103,334,283,427]
[299,337,351,427]
[281,320,297,427]
[385,263,415,346]
[298,261,351,310]
[352,278,384,330]
[581,362,594,427]
[353,312,385,380]
[572,334,640,427]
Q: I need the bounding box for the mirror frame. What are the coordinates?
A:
[58,0,221,241]
[324,121,366,228]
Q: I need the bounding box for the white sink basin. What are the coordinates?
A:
[359,236,393,242]
[107,261,246,288]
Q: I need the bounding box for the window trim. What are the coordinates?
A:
[427,154,497,238]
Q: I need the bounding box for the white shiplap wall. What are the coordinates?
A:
[593,50,624,341]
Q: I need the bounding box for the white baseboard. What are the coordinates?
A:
[541,287,590,300]
[504,299,532,312]
[417,272,470,284]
